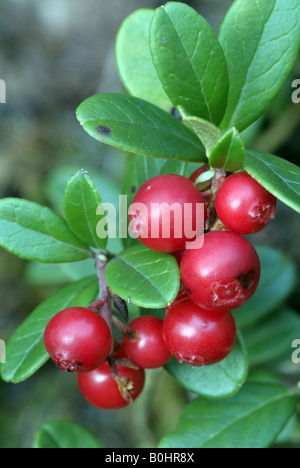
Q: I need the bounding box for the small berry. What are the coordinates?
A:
[181,231,260,313]
[128,174,207,253]
[163,298,236,366]
[122,315,171,369]
[215,171,277,234]
[44,307,112,373]
[77,360,145,410]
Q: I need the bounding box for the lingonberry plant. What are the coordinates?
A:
[0,0,300,449]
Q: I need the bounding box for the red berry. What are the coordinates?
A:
[165,289,189,315]
[128,174,207,253]
[163,298,236,366]
[122,315,171,369]
[215,172,277,234]
[44,307,112,373]
[77,361,145,410]
[181,231,260,313]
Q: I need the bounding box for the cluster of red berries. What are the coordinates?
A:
[44,168,277,410]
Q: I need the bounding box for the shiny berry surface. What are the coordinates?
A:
[181,231,260,313]
[128,174,207,253]
[122,315,171,369]
[44,307,112,373]
[163,298,236,366]
[77,361,145,410]
[215,172,277,234]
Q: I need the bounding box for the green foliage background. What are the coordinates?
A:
[0,0,299,448]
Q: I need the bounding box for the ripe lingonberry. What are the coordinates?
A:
[44,307,112,373]
[122,315,171,369]
[215,171,277,234]
[181,231,260,313]
[163,298,236,366]
[128,174,207,253]
[77,360,145,410]
[165,289,189,315]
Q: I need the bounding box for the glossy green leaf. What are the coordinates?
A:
[150,2,229,125]
[159,375,297,448]
[243,150,300,213]
[234,246,297,329]
[63,169,106,249]
[243,308,300,366]
[116,9,172,112]
[33,421,104,449]
[178,107,222,157]
[219,0,300,132]
[0,199,92,263]
[209,128,245,172]
[0,276,98,383]
[165,331,248,399]
[76,93,205,162]
[105,245,180,308]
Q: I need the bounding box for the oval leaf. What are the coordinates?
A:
[234,246,297,329]
[243,307,300,366]
[165,331,248,399]
[33,421,104,449]
[76,93,206,162]
[209,127,245,172]
[0,276,98,383]
[105,245,180,308]
[150,3,229,125]
[178,107,222,157]
[159,376,297,448]
[115,9,172,112]
[64,169,106,249]
[219,0,300,131]
[243,150,300,213]
[0,198,91,263]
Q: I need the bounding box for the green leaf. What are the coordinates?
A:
[63,169,106,249]
[33,421,104,448]
[150,2,229,125]
[76,93,205,162]
[159,376,297,448]
[0,199,92,263]
[243,308,300,366]
[0,276,98,383]
[243,150,300,213]
[219,0,300,132]
[165,331,248,399]
[209,128,245,172]
[105,245,180,308]
[115,9,172,112]
[25,259,95,286]
[234,246,297,329]
[178,107,222,157]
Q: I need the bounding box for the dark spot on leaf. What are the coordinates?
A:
[171,107,182,121]
[97,126,111,135]
[237,271,255,290]
[131,186,136,194]
[138,103,144,108]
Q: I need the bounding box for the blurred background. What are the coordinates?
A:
[0,0,299,448]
